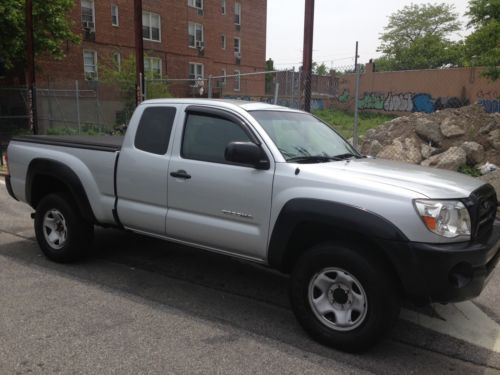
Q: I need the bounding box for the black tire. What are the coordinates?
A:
[289,242,400,352]
[34,193,94,263]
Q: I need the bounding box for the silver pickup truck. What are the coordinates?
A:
[5,99,500,351]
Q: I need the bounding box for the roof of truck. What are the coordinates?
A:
[141,98,303,113]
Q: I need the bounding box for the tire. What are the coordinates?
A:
[34,193,94,263]
[289,242,400,352]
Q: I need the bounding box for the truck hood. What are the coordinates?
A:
[301,158,485,199]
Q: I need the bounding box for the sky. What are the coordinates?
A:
[266,0,471,70]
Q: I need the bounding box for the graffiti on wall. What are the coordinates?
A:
[479,99,500,113]
[344,91,468,113]
[383,93,414,112]
[477,90,500,113]
[358,93,385,110]
[337,89,351,103]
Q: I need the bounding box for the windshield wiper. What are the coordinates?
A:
[332,152,362,160]
[287,155,338,163]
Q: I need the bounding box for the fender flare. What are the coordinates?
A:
[26,158,97,224]
[267,198,409,271]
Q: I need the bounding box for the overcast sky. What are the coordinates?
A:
[266,0,471,69]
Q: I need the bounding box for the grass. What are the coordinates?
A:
[458,165,482,177]
[313,109,397,139]
[47,124,106,136]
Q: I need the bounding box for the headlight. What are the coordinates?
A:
[414,200,471,238]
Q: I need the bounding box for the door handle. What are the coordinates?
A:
[170,170,191,179]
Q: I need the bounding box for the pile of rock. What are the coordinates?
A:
[361,104,500,171]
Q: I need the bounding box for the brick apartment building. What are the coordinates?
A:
[37,0,267,96]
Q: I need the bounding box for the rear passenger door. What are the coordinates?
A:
[165,106,274,260]
[116,105,178,234]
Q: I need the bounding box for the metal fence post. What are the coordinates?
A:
[353,63,361,149]
[274,82,280,105]
[96,81,101,132]
[291,68,295,108]
[75,80,81,134]
[139,72,144,102]
[208,75,213,98]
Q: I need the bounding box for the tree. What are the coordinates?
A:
[376,3,462,71]
[265,58,275,93]
[0,0,79,70]
[101,54,172,125]
[314,62,328,76]
[464,0,500,80]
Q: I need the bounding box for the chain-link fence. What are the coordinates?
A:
[35,80,138,135]
[3,62,495,174]
[1,65,359,137]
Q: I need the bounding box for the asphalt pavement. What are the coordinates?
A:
[0,178,499,374]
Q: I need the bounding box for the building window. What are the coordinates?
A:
[83,50,97,80]
[111,4,119,26]
[234,37,241,54]
[189,63,204,86]
[234,70,240,91]
[81,0,95,29]
[234,2,241,25]
[144,57,162,79]
[221,0,226,14]
[188,0,203,9]
[112,52,121,71]
[188,22,204,48]
[221,34,226,49]
[142,12,161,42]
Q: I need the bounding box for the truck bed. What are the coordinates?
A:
[12,135,124,152]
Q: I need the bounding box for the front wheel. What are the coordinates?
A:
[34,193,94,263]
[289,243,400,352]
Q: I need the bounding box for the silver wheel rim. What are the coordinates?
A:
[42,209,68,250]
[308,267,368,331]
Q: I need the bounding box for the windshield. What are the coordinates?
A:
[250,110,360,162]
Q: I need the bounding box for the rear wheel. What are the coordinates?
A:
[34,193,94,263]
[289,242,400,352]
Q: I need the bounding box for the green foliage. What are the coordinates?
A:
[458,164,482,177]
[47,123,104,136]
[464,0,500,80]
[376,3,463,71]
[265,58,275,93]
[376,35,465,71]
[313,109,396,139]
[101,54,172,124]
[467,0,500,26]
[0,0,80,69]
[314,63,329,76]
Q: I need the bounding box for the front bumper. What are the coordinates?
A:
[380,220,500,303]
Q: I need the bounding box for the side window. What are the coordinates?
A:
[182,113,250,164]
[135,107,176,155]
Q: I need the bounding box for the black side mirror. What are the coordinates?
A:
[225,142,270,170]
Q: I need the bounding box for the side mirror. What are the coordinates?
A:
[225,142,270,170]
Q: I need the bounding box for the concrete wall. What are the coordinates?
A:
[333,63,500,113]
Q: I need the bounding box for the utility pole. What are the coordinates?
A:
[353,41,361,149]
[134,0,144,105]
[302,0,315,112]
[26,0,38,134]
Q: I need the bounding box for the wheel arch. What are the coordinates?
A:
[267,199,408,289]
[26,158,97,224]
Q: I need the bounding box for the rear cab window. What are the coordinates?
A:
[135,106,177,155]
